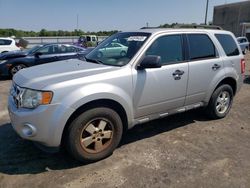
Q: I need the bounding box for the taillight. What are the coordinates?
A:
[241,59,245,74]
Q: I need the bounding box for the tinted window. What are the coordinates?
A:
[0,39,12,45]
[36,45,59,54]
[188,34,216,60]
[60,45,76,53]
[146,35,183,65]
[215,34,239,56]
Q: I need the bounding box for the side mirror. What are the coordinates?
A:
[34,52,42,58]
[137,55,162,69]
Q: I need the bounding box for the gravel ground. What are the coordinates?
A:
[0,53,250,188]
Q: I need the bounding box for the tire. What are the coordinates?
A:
[10,64,26,76]
[205,84,233,119]
[66,107,123,163]
[97,51,103,58]
[120,51,126,57]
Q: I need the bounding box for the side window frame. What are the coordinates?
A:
[186,33,219,62]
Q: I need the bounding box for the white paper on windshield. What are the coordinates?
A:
[127,36,147,42]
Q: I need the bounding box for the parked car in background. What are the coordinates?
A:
[97,42,128,58]
[0,43,92,77]
[0,37,20,53]
[8,29,245,163]
[237,37,249,54]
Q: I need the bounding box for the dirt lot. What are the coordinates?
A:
[0,54,250,188]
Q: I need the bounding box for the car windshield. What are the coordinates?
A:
[26,45,43,54]
[85,32,151,66]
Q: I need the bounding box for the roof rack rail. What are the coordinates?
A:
[173,24,223,30]
[140,25,223,30]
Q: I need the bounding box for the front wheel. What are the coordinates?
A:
[66,107,123,163]
[205,84,233,119]
[10,64,26,76]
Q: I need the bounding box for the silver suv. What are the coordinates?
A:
[8,29,245,162]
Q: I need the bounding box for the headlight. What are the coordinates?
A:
[20,88,53,109]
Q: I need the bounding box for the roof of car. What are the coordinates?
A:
[0,37,15,40]
[130,28,232,35]
[237,36,248,39]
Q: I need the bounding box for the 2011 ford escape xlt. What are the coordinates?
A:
[8,29,245,162]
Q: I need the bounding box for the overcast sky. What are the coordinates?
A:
[0,0,247,32]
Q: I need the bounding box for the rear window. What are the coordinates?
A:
[215,34,239,56]
[187,34,216,61]
[0,39,12,45]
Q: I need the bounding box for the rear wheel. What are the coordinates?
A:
[205,84,233,119]
[10,64,26,76]
[66,107,123,163]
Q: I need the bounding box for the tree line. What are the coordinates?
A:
[0,28,119,37]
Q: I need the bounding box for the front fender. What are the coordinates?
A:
[61,83,133,126]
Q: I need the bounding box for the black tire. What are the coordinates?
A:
[10,64,26,76]
[97,51,103,58]
[205,84,233,119]
[66,107,123,163]
[120,51,126,57]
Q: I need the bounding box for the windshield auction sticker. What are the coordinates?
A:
[127,36,147,42]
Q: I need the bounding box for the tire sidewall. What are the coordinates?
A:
[67,107,123,162]
[210,84,234,119]
[10,64,26,76]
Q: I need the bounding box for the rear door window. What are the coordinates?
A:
[187,34,217,61]
[215,34,239,56]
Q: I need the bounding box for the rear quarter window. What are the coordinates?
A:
[215,34,239,56]
[0,39,12,45]
[187,34,217,61]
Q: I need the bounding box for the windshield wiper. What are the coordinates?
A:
[85,57,104,65]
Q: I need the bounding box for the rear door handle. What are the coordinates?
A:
[212,64,221,70]
[173,70,185,76]
[172,70,185,80]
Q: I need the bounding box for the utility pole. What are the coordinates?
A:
[205,0,209,25]
[77,14,79,31]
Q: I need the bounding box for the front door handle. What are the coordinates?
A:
[172,70,185,80]
[212,64,221,70]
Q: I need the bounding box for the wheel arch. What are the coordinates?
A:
[214,77,237,96]
[204,76,237,105]
[61,99,129,147]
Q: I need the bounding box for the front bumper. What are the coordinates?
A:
[8,95,75,148]
[0,64,9,76]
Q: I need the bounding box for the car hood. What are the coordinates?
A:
[0,50,27,60]
[13,59,119,90]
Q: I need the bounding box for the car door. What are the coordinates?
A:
[34,44,59,64]
[185,33,223,106]
[133,34,188,118]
